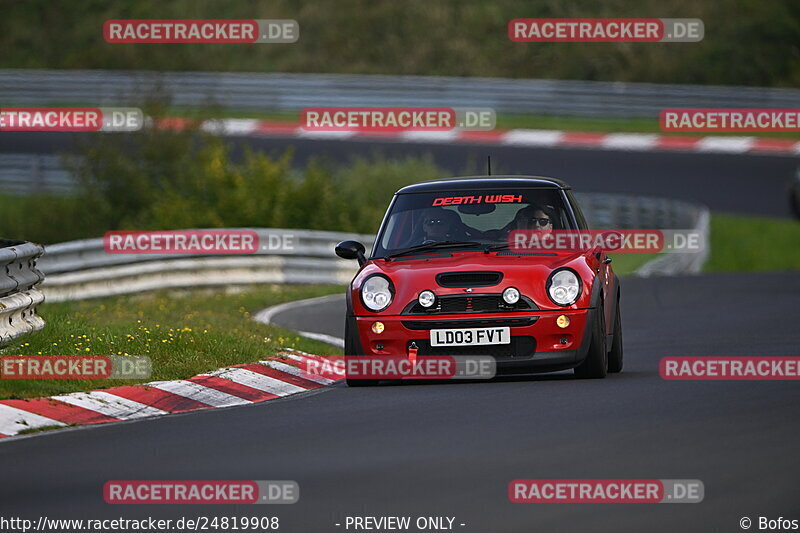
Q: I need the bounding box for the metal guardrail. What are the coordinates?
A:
[575,192,702,229]
[0,154,76,196]
[0,240,45,347]
[635,209,710,277]
[1,69,798,118]
[577,192,710,276]
[35,193,709,302]
[39,229,375,302]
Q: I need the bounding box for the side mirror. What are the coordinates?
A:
[335,240,367,266]
[596,230,624,258]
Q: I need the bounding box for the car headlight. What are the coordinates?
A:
[502,287,520,304]
[418,290,436,308]
[361,275,394,312]
[547,269,582,306]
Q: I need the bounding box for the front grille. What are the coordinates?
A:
[411,336,536,359]
[402,317,537,330]
[436,271,503,288]
[403,294,536,315]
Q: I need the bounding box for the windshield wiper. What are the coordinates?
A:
[483,243,510,253]
[385,241,482,259]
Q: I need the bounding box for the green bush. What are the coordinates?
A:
[0,194,104,244]
[0,122,445,243]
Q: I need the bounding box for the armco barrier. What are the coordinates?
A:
[634,209,711,277]
[577,192,710,276]
[36,194,709,302]
[1,69,797,118]
[0,154,75,196]
[38,229,375,302]
[574,192,703,230]
[0,240,46,347]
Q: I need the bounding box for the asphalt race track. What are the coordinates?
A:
[2,271,799,532]
[1,132,798,217]
[2,131,798,531]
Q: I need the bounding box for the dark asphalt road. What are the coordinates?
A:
[2,271,799,533]
[1,132,798,217]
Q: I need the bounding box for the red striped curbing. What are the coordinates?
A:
[0,349,338,440]
[102,384,212,413]
[0,397,120,425]
[241,362,326,389]
[186,375,281,402]
[561,131,608,145]
[750,138,798,152]
[181,118,800,156]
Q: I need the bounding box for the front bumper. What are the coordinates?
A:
[352,308,595,374]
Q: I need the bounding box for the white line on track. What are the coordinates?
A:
[254,294,345,348]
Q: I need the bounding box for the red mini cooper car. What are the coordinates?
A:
[335,176,623,385]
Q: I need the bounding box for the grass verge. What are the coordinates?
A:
[704,214,800,272]
[612,214,800,275]
[607,252,660,275]
[0,284,344,400]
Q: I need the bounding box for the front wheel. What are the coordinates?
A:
[574,305,608,379]
[607,298,623,373]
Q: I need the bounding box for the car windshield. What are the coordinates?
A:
[373,188,575,257]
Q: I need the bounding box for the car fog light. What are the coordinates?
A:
[418,290,436,308]
[372,321,385,334]
[557,315,570,328]
[502,287,520,304]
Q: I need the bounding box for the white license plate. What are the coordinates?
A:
[429,327,511,347]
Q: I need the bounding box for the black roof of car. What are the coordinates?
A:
[396,175,571,194]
